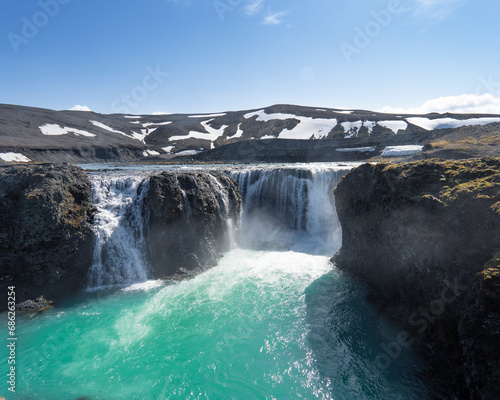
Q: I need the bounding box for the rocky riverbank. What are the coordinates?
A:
[333,157,500,399]
[0,164,95,308]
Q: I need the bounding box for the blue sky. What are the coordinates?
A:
[1,0,499,114]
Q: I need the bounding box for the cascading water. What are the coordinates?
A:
[206,172,239,250]
[87,173,151,289]
[229,163,352,254]
[87,171,239,288]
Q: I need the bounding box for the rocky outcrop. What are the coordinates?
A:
[142,171,240,277]
[0,164,95,307]
[17,296,54,314]
[333,158,500,399]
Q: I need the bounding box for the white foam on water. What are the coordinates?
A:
[87,174,151,288]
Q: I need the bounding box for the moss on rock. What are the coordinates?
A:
[333,157,500,399]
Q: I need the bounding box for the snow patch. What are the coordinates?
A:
[378,120,408,134]
[188,113,226,118]
[244,109,290,121]
[278,117,337,139]
[341,120,379,138]
[130,128,157,143]
[162,146,174,153]
[341,121,363,138]
[228,123,244,139]
[90,121,127,136]
[39,124,96,137]
[125,115,142,119]
[91,120,154,142]
[142,121,172,128]
[142,150,160,157]
[336,147,376,152]
[175,150,201,156]
[381,145,423,157]
[168,119,228,143]
[243,110,337,139]
[0,152,31,162]
[89,121,154,143]
[364,121,376,134]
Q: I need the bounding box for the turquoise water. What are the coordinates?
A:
[1,249,431,400]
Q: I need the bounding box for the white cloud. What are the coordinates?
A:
[152,111,172,115]
[245,0,264,16]
[262,10,288,25]
[69,104,92,112]
[413,0,465,21]
[379,94,500,115]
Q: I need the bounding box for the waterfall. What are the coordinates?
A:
[85,163,355,287]
[87,173,151,289]
[86,170,241,288]
[206,173,239,250]
[229,164,353,253]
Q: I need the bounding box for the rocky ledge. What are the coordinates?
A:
[0,164,95,309]
[333,157,500,399]
[142,171,241,277]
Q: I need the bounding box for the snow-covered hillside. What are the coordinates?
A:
[1,103,499,163]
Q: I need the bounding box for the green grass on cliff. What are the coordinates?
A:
[380,157,500,209]
[429,131,500,152]
[480,253,500,282]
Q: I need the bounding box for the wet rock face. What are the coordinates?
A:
[0,164,95,307]
[333,158,500,399]
[460,254,500,400]
[142,171,241,277]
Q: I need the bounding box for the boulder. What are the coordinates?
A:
[0,164,95,307]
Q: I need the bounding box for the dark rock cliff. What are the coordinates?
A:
[142,171,241,278]
[332,158,500,399]
[0,164,95,307]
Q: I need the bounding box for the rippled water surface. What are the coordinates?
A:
[2,249,431,400]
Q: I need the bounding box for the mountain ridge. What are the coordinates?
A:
[1,102,500,163]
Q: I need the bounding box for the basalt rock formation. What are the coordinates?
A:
[0,164,95,308]
[333,158,500,399]
[142,171,241,277]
